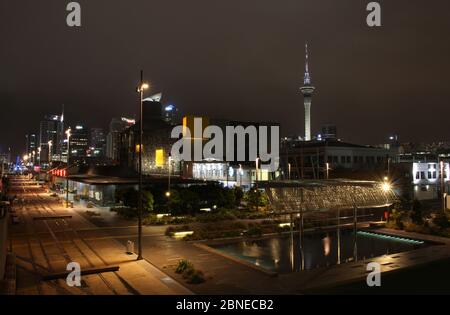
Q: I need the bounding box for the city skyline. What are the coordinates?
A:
[2,1,450,300]
[2,1,450,153]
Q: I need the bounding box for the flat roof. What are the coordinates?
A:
[258,179,382,188]
[67,174,213,186]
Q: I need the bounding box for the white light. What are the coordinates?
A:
[381,182,392,192]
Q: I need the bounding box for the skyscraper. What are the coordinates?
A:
[70,124,89,160]
[89,127,106,157]
[25,133,38,156]
[300,43,315,141]
[39,114,63,163]
[106,117,135,162]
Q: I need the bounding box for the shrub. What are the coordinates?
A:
[433,214,450,229]
[86,202,94,208]
[186,269,205,284]
[196,210,236,223]
[409,200,424,224]
[244,226,262,237]
[176,260,193,274]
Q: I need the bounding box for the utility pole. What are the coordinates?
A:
[255,157,260,212]
[65,128,71,208]
[441,161,446,212]
[137,70,149,261]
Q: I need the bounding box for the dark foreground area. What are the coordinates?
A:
[305,258,450,295]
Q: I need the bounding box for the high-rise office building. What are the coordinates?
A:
[39,114,63,163]
[89,128,106,157]
[70,124,89,159]
[25,133,38,155]
[106,117,135,162]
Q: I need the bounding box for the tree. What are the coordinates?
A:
[233,187,244,206]
[409,199,423,224]
[115,188,154,214]
[244,189,269,211]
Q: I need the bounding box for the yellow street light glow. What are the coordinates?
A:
[141,83,149,90]
[165,191,171,197]
[23,154,29,161]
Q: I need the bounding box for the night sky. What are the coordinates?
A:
[1,1,450,156]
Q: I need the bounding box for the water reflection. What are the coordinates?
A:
[212,230,426,274]
[322,234,331,256]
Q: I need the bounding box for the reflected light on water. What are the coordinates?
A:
[322,235,331,256]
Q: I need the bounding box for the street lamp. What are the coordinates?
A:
[239,164,243,187]
[23,154,29,167]
[37,147,41,167]
[65,128,71,207]
[167,154,172,198]
[48,140,53,166]
[255,157,260,211]
[440,161,446,212]
[288,163,291,180]
[137,70,149,261]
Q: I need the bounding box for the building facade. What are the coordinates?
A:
[39,114,64,164]
[106,117,135,163]
[281,139,390,180]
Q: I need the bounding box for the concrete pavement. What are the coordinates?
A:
[7,176,192,295]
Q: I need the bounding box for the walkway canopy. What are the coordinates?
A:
[260,179,397,213]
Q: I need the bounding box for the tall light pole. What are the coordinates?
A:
[288,163,291,180]
[166,155,172,213]
[440,161,446,212]
[137,71,149,261]
[48,141,52,166]
[255,157,260,212]
[65,128,71,208]
[239,164,243,187]
[37,147,41,167]
[326,162,330,180]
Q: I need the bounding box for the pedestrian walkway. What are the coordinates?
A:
[9,180,192,295]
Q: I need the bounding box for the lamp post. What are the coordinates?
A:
[37,147,41,167]
[326,162,330,180]
[239,164,243,187]
[166,154,172,194]
[440,161,446,212]
[255,157,260,211]
[137,71,149,261]
[48,140,53,166]
[288,163,291,180]
[65,128,71,208]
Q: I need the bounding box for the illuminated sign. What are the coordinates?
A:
[121,117,136,125]
[155,149,164,167]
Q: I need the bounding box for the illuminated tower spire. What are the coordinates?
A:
[300,42,315,141]
[304,43,311,85]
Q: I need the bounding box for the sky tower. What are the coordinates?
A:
[300,43,315,141]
